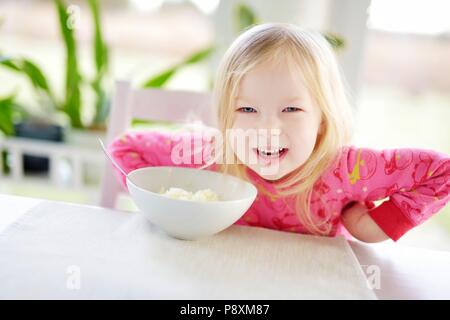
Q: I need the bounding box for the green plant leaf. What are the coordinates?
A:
[1,57,48,91]
[0,55,58,109]
[141,46,214,88]
[0,57,20,71]
[184,46,214,64]
[91,80,110,125]
[88,0,108,75]
[88,0,110,126]
[0,94,16,136]
[323,32,346,51]
[21,60,51,92]
[142,68,178,88]
[55,0,83,128]
[234,3,258,32]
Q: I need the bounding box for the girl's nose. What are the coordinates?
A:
[257,115,282,145]
[258,114,283,132]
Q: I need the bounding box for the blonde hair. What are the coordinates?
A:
[212,23,354,235]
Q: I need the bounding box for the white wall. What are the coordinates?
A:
[210,0,371,108]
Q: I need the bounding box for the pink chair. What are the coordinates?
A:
[99,80,215,208]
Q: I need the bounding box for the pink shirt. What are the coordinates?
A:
[108,129,450,241]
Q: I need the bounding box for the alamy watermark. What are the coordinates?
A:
[66,265,81,290]
[170,128,283,176]
[361,264,381,290]
[66,4,81,30]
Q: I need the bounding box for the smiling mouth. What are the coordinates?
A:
[253,147,289,161]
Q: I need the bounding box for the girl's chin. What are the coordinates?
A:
[262,173,289,181]
[251,166,290,181]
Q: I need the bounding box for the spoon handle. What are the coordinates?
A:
[98,138,129,177]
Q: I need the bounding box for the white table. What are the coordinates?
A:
[1,193,449,299]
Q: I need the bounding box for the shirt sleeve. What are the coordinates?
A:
[338,145,450,241]
[106,129,217,191]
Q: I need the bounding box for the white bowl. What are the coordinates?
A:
[126,166,257,240]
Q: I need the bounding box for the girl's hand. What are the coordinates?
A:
[341,201,390,243]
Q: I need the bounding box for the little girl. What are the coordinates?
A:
[108,23,450,243]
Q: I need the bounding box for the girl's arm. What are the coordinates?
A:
[107,129,216,191]
[336,146,450,242]
[341,201,389,243]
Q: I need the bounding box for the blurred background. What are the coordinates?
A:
[0,0,449,250]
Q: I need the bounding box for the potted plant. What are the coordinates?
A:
[0,0,216,174]
[0,0,109,172]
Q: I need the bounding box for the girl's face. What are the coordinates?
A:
[230,61,323,181]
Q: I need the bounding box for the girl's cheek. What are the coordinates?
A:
[285,116,319,138]
[232,116,254,130]
[282,121,300,134]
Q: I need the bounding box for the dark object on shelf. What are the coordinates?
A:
[14,121,65,173]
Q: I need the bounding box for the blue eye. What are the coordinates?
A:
[236,107,257,113]
[282,107,303,112]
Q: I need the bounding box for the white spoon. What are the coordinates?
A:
[98,138,129,178]
[98,137,175,189]
[98,136,216,190]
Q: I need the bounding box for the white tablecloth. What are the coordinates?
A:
[0,199,376,299]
